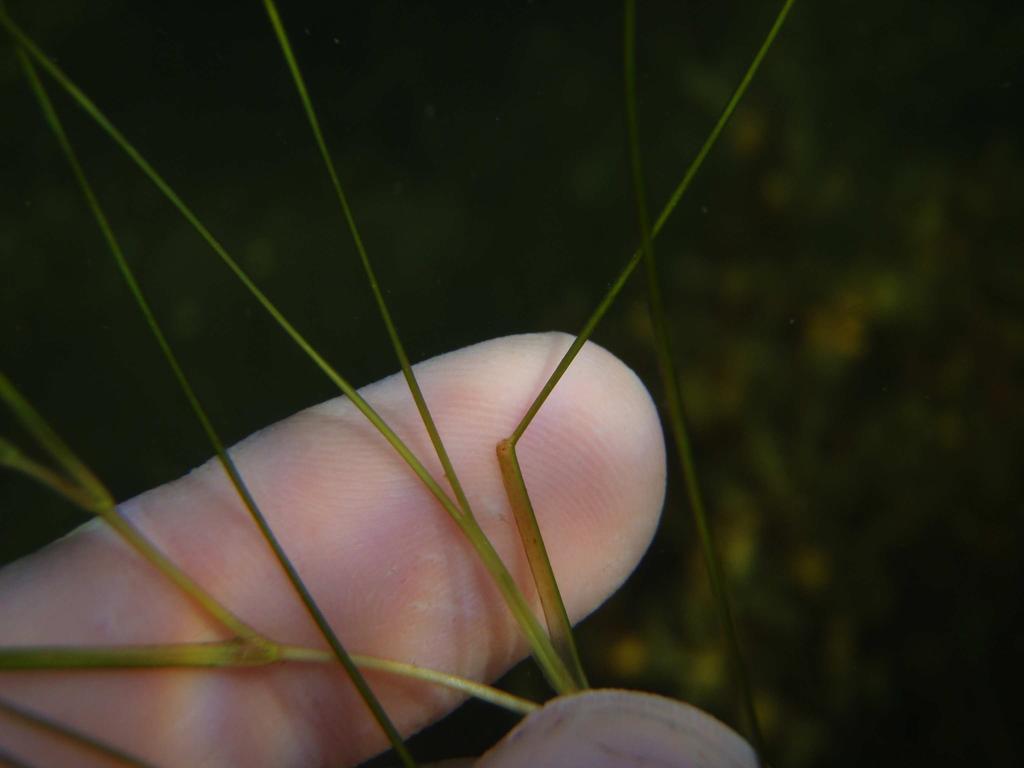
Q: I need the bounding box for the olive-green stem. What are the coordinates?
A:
[0,371,258,643]
[0,696,154,768]
[263,0,475,526]
[0,641,279,670]
[497,438,588,689]
[265,0,578,697]
[1,16,411,764]
[0,643,539,717]
[623,0,797,759]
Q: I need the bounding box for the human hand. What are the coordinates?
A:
[1,333,670,766]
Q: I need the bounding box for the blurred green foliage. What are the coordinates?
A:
[2,1,1021,765]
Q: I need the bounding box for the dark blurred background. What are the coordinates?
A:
[2,1,1021,765]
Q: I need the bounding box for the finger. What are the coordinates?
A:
[0,332,666,767]
[475,689,756,768]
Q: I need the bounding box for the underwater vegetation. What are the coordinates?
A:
[2,0,1023,765]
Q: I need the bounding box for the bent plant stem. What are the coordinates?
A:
[498,0,796,755]
[507,0,797,431]
[4,26,414,768]
[496,438,588,687]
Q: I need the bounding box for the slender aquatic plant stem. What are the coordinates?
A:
[347,656,539,716]
[262,0,476,526]
[624,1,785,760]
[496,439,588,688]
[2,17,415,765]
[0,434,97,513]
[0,643,539,717]
[0,375,260,645]
[5,56,262,645]
[0,697,154,768]
[0,642,280,670]
[264,0,586,696]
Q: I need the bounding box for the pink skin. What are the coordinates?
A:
[0,333,666,767]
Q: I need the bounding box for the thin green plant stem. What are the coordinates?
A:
[0,369,107,514]
[261,6,576,699]
[0,696,154,768]
[0,641,279,670]
[0,11,577,697]
[0,436,96,512]
[507,0,798,443]
[452,513,577,692]
[263,0,567,705]
[10,41,278,646]
[10,29,264,645]
[347,656,539,716]
[263,0,475,525]
[0,13,430,512]
[284,649,540,716]
[0,14,429,503]
[0,372,259,643]
[3,23,413,765]
[624,1,775,759]
[650,0,797,241]
[0,642,539,717]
